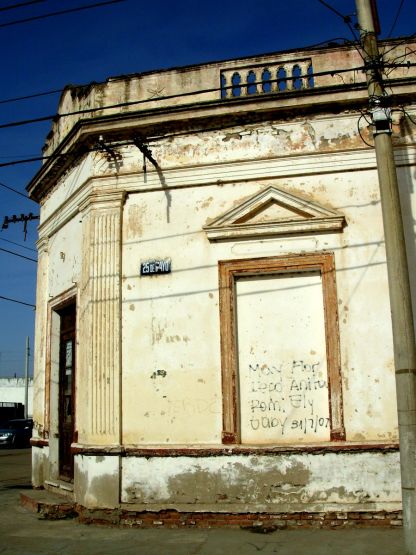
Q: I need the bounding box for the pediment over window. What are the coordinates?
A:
[204,186,346,241]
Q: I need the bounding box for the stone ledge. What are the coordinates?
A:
[20,490,76,520]
[20,490,403,529]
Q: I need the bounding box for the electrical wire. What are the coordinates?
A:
[381,33,416,58]
[0,34,408,110]
[0,64,368,134]
[357,114,374,148]
[400,106,416,127]
[0,181,33,200]
[0,247,37,262]
[0,39,358,108]
[0,0,44,12]
[316,0,364,60]
[388,0,405,38]
[0,87,62,106]
[0,0,127,29]
[0,238,36,252]
[316,0,352,23]
[0,295,35,308]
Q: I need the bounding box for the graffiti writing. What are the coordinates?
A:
[244,359,330,439]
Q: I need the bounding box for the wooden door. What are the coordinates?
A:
[58,303,76,481]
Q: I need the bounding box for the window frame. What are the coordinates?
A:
[218,252,344,445]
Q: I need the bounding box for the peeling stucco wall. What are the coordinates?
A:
[121,452,401,512]
[29,40,416,513]
[121,161,399,444]
[75,455,120,509]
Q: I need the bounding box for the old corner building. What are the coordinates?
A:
[28,38,416,526]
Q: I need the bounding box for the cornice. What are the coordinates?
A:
[27,82,379,202]
[37,146,415,239]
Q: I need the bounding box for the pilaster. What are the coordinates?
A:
[33,236,49,435]
[78,190,125,445]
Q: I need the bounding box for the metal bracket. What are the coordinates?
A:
[1,212,39,240]
[133,138,159,181]
[97,136,123,164]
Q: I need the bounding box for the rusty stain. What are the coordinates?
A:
[125,204,143,240]
[129,304,135,311]
[151,318,165,344]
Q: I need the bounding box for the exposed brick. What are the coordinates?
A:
[72,507,405,530]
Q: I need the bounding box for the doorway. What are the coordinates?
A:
[57,302,76,481]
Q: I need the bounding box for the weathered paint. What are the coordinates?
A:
[236,272,330,444]
[28,39,416,513]
[121,452,401,512]
[75,455,120,509]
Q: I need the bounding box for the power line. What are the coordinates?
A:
[0,87,62,106]
[0,295,35,308]
[0,0,127,28]
[0,0,45,12]
[0,37,357,107]
[0,60,413,171]
[0,181,33,200]
[0,238,36,252]
[0,64,368,135]
[381,33,416,58]
[0,247,37,262]
[316,0,352,23]
[388,0,405,38]
[0,34,411,111]
[316,0,365,59]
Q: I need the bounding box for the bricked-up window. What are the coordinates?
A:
[219,253,344,445]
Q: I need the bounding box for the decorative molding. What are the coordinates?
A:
[78,189,126,214]
[79,195,123,443]
[37,147,415,240]
[45,287,78,436]
[218,253,345,444]
[69,442,399,457]
[204,186,346,241]
[30,438,49,448]
[36,236,49,254]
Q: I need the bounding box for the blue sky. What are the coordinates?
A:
[0,0,414,376]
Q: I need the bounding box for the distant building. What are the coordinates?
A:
[27,38,416,526]
[0,378,33,418]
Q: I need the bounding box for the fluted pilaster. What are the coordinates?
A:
[78,191,124,445]
[33,236,49,434]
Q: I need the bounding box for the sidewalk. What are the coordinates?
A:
[0,449,407,555]
[0,487,406,555]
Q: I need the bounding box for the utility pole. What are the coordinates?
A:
[24,337,29,420]
[355,1,416,552]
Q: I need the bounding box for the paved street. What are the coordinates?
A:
[0,449,407,554]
